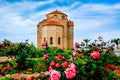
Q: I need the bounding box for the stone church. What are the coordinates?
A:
[37,10,74,49]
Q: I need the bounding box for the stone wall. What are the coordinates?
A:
[37,10,74,49]
[41,26,63,48]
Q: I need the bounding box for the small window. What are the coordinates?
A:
[58,37,60,45]
[54,15,57,18]
[44,37,46,42]
[50,37,53,44]
[62,15,65,19]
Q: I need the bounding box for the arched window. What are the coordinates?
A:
[62,15,65,19]
[44,37,46,42]
[50,37,53,44]
[58,37,60,45]
[54,15,57,18]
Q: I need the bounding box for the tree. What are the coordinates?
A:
[94,39,98,46]
[111,38,120,49]
[2,39,11,45]
[98,36,103,42]
[83,39,91,46]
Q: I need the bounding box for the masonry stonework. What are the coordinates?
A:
[37,10,74,49]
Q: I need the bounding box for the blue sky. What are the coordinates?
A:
[0,0,120,46]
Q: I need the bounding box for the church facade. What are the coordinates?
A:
[37,10,74,49]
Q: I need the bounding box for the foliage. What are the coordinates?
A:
[0,39,120,79]
[83,39,91,46]
[42,41,120,79]
[0,61,17,75]
[56,48,64,53]
[25,58,47,73]
[111,38,120,48]
[1,77,13,80]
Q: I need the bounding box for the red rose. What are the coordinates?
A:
[62,62,68,67]
[41,42,47,47]
[106,64,116,72]
[55,63,60,68]
[75,42,79,47]
[50,61,55,67]
[55,55,63,60]
[27,77,33,80]
[90,51,100,59]
[111,64,116,69]
[48,66,53,72]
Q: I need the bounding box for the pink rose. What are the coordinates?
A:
[55,63,60,68]
[80,41,85,46]
[62,62,68,67]
[56,55,63,60]
[48,66,53,72]
[90,51,100,59]
[41,42,47,47]
[50,70,61,80]
[68,63,76,69]
[81,55,85,58]
[50,61,55,67]
[65,68,76,79]
[75,42,79,47]
[73,51,79,56]
[43,54,48,60]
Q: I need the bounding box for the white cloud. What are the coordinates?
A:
[65,3,120,31]
[0,0,55,12]
[74,18,114,31]
[0,12,36,34]
[0,0,120,46]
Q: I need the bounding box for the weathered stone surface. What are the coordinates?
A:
[37,10,74,49]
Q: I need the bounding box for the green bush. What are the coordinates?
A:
[1,77,13,80]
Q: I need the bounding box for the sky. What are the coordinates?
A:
[0,0,120,46]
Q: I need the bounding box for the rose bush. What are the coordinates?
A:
[0,39,120,79]
[42,41,120,80]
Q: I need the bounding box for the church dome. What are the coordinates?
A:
[46,10,67,16]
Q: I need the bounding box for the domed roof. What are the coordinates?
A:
[46,10,67,16]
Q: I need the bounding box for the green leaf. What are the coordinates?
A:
[91,63,96,69]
